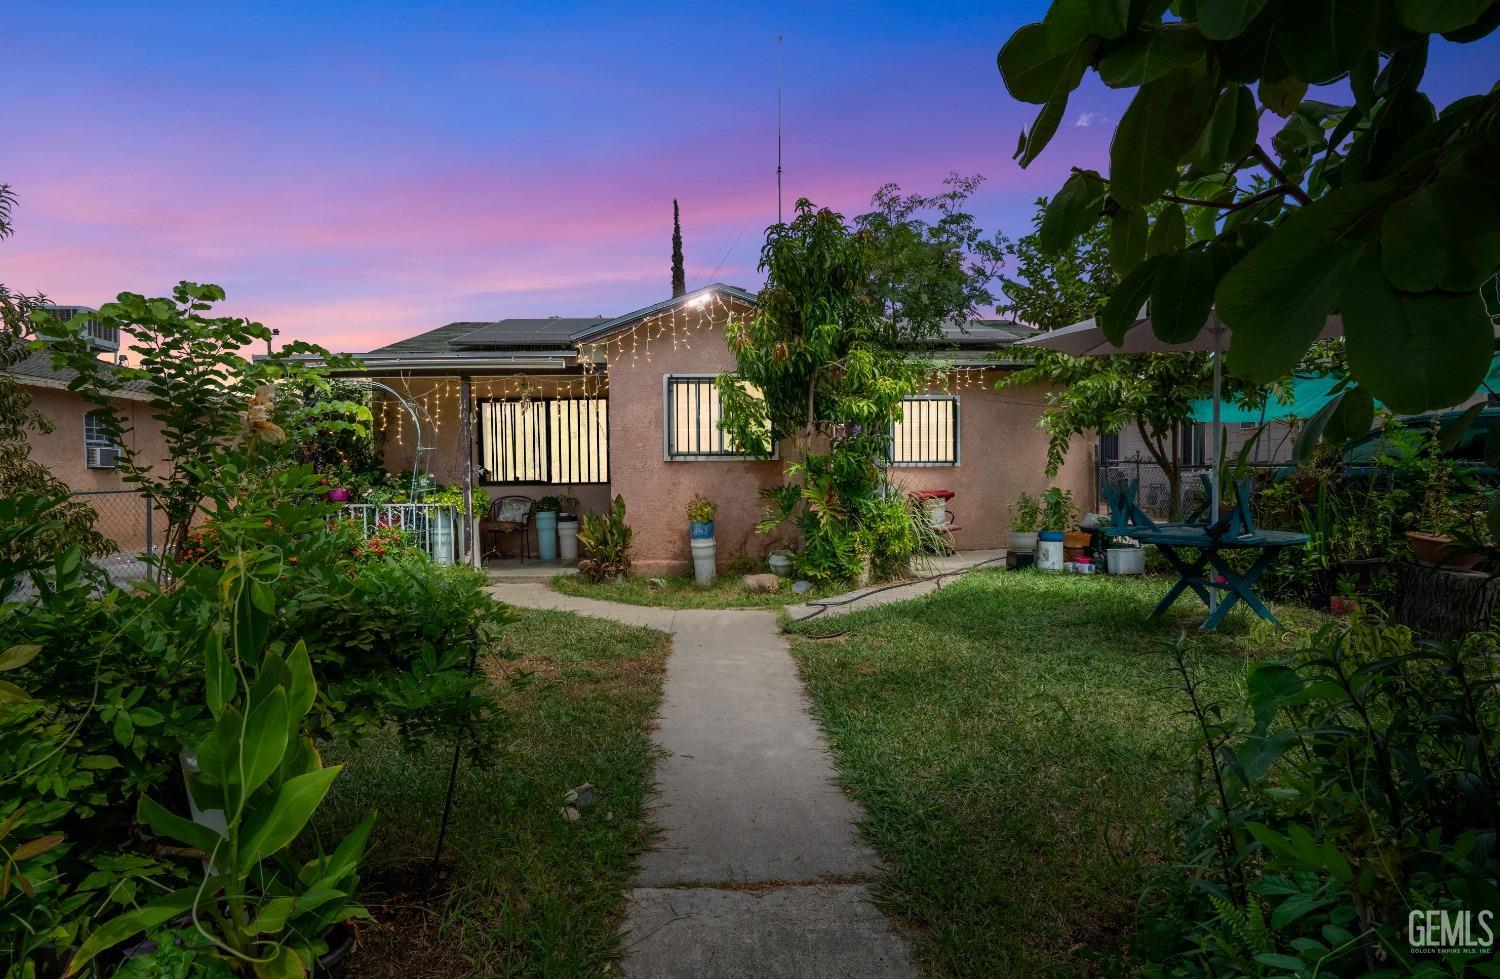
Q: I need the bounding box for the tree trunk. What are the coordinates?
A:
[1136,420,1181,521]
[1394,564,1500,639]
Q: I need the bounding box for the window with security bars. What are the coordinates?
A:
[889,396,959,466]
[665,375,767,460]
[479,398,609,484]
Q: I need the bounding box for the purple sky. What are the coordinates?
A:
[5,3,1495,352]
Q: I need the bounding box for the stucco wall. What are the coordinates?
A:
[24,383,169,552]
[887,372,1095,550]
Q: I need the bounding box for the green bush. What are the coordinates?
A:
[577,496,633,582]
[1141,617,1500,975]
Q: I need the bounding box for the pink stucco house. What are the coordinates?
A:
[347,283,1095,574]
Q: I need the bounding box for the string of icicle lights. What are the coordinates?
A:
[372,293,999,444]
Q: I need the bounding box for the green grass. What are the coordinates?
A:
[316,607,669,978]
[783,569,1325,977]
[551,571,840,609]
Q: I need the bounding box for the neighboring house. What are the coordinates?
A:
[4,308,169,554]
[336,283,1095,574]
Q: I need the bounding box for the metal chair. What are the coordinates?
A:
[484,495,534,562]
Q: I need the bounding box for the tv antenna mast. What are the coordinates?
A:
[776,34,783,224]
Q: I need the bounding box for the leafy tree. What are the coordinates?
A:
[997,195,1114,330]
[43,284,361,574]
[719,183,1003,580]
[996,1,1500,422]
[671,198,686,297]
[0,185,108,561]
[999,202,1268,517]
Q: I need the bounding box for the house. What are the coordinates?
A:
[341,283,1096,574]
[4,307,169,556]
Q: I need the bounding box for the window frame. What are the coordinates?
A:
[83,409,119,469]
[888,394,961,468]
[662,374,775,462]
[476,396,610,486]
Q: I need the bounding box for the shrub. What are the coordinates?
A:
[1038,487,1077,532]
[686,494,717,524]
[577,496,632,582]
[1008,491,1041,533]
[1141,617,1500,975]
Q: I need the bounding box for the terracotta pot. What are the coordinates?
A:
[1406,531,1481,571]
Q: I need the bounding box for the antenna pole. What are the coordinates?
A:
[776,34,783,225]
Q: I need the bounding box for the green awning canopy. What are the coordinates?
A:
[1189,352,1500,423]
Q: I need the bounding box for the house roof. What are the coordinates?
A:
[346,284,1031,368]
[1,350,153,400]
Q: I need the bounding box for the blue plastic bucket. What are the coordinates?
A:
[534,510,558,561]
[690,520,715,540]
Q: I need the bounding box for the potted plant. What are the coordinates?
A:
[1037,487,1077,571]
[531,496,563,562]
[577,496,633,582]
[1405,422,1483,571]
[686,495,718,584]
[1007,491,1040,554]
[556,494,582,563]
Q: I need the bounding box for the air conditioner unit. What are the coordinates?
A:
[85,445,120,469]
[40,304,118,353]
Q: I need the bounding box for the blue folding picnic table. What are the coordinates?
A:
[1101,478,1308,632]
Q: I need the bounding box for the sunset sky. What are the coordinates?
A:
[6,2,1497,353]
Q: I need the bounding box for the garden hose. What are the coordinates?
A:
[784,555,1008,639]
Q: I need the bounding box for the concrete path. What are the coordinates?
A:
[486,583,917,979]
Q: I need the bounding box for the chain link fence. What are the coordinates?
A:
[1096,456,1286,522]
[72,488,169,586]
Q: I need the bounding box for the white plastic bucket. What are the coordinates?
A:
[1108,547,1146,575]
[557,519,579,562]
[1037,538,1065,571]
[691,538,716,585]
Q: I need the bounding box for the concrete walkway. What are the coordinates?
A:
[486,582,917,979]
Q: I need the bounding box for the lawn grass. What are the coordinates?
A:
[783,569,1325,977]
[551,571,839,609]
[316,607,669,978]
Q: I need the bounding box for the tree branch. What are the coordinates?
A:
[1251,145,1313,206]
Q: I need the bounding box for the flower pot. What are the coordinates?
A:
[534,510,558,561]
[1406,531,1480,571]
[768,551,792,577]
[1008,530,1038,554]
[1037,531,1065,571]
[326,487,350,503]
[922,497,950,528]
[557,517,579,562]
[691,537,717,585]
[1063,530,1092,549]
[690,519,715,540]
[1107,546,1146,575]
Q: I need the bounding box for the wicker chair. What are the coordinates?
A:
[484,495,534,562]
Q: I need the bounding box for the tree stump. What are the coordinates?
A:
[1393,563,1500,640]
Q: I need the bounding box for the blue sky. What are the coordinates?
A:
[4,2,1495,350]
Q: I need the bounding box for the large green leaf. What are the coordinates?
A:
[1220,181,1397,382]
[241,684,290,800]
[1321,386,1374,445]
[1276,0,1377,83]
[1259,73,1308,116]
[1191,84,1258,168]
[1110,207,1149,274]
[1088,0,1129,38]
[1196,0,1271,40]
[1396,0,1490,33]
[1146,205,1186,257]
[1150,249,1216,343]
[1111,86,1175,205]
[0,644,41,671]
[1040,172,1107,255]
[1098,26,1206,87]
[285,639,317,726]
[999,23,1082,104]
[1293,392,1343,464]
[1008,35,1097,167]
[1044,0,1094,51]
[203,632,233,720]
[66,888,198,975]
[238,765,342,873]
[1100,256,1164,344]
[1380,181,1500,292]
[190,703,244,813]
[1342,255,1494,413]
[138,795,226,857]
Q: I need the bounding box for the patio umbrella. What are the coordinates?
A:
[1014,312,1345,528]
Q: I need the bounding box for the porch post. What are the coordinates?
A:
[459,373,478,568]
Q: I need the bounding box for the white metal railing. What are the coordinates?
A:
[339,503,466,565]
